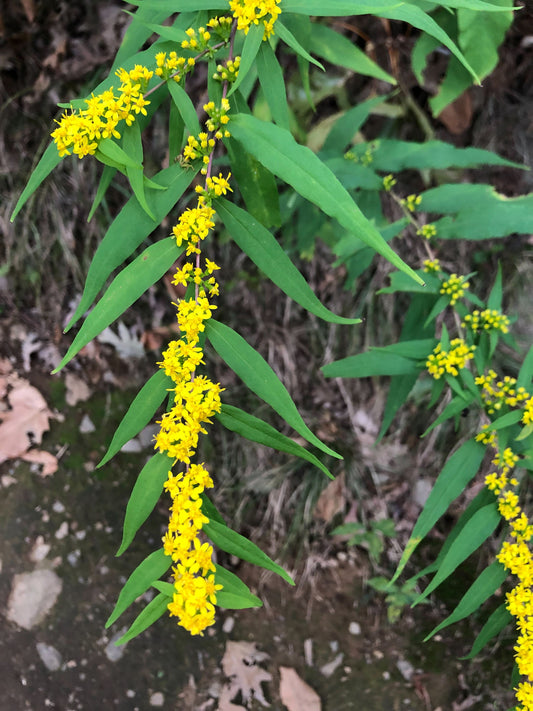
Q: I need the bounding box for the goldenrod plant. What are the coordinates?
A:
[12,0,533,707]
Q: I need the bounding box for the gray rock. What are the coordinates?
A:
[7,569,62,630]
[36,642,62,671]
[149,692,165,707]
[104,628,128,662]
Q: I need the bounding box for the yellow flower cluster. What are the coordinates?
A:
[382,174,396,192]
[462,309,510,335]
[475,424,497,447]
[523,397,533,426]
[440,273,470,306]
[426,339,475,380]
[155,51,195,82]
[423,258,441,274]
[475,370,530,415]
[172,198,216,256]
[229,0,282,39]
[213,56,241,83]
[482,445,533,707]
[155,174,232,635]
[182,101,231,175]
[402,194,422,212]
[417,224,437,240]
[51,65,153,158]
[181,25,212,51]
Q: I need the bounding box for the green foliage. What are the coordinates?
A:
[15,2,532,701]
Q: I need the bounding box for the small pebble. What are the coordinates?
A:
[55,522,69,540]
[36,643,62,672]
[52,501,65,514]
[349,621,361,635]
[149,692,164,707]
[222,616,234,634]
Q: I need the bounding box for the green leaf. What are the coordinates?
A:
[112,5,171,69]
[421,184,533,240]
[169,97,185,163]
[321,94,392,156]
[412,503,500,605]
[257,41,290,130]
[309,23,396,85]
[517,345,533,391]
[99,370,172,468]
[214,565,263,609]
[322,351,422,379]
[228,22,264,98]
[225,137,281,228]
[167,81,201,136]
[54,239,183,372]
[367,140,523,172]
[106,548,171,628]
[281,1,399,14]
[422,394,473,437]
[376,5,479,82]
[117,454,171,557]
[206,319,341,460]
[378,270,438,296]
[424,561,507,640]
[65,161,197,331]
[487,263,503,310]
[203,518,294,585]
[115,593,169,645]
[390,438,485,584]
[461,603,513,660]
[488,409,524,432]
[88,165,117,222]
[216,403,334,480]
[229,113,423,285]
[11,142,62,221]
[96,137,141,170]
[275,20,325,70]
[215,199,360,325]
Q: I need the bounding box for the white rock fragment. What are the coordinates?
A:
[149,692,165,707]
[1,475,16,487]
[29,536,51,563]
[396,659,415,682]
[413,478,433,509]
[52,501,65,514]
[36,642,62,671]
[104,628,129,662]
[222,616,234,634]
[79,414,95,434]
[7,569,62,629]
[55,522,69,540]
[320,652,344,677]
[304,638,313,666]
[349,621,361,635]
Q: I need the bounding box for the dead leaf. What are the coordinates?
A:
[438,90,473,135]
[221,641,272,708]
[65,373,91,406]
[217,685,247,711]
[314,471,346,523]
[19,0,35,23]
[279,667,321,711]
[22,450,58,477]
[0,368,58,475]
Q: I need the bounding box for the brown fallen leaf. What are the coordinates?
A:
[221,641,272,708]
[65,372,91,406]
[314,471,346,523]
[22,450,58,477]
[279,667,321,711]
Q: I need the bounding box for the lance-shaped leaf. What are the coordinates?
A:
[99,370,173,468]
[115,593,169,645]
[11,142,61,221]
[88,165,117,222]
[206,319,341,460]
[112,5,171,69]
[66,161,198,330]
[390,439,486,584]
[422,394,474,437]
[214,565,263,610]
[53,239,183,372]
[106,548,171,628]
[276,20,324,70]
[116,454,171,557]
[321,94,392,156]
[215,199,359,325]
[229,22,264,98]
[461,604,513,660]
[412,503,500,606]
[309,23,396,85]
[203,518,294,586]
[216,403,334,479]
[229,113,422,285]
[322,340,434,379]
[257,40,290,130]
[518,344,533,391]
[424,561,507,641]
[167,81,201,136]
[126,0,228,8]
